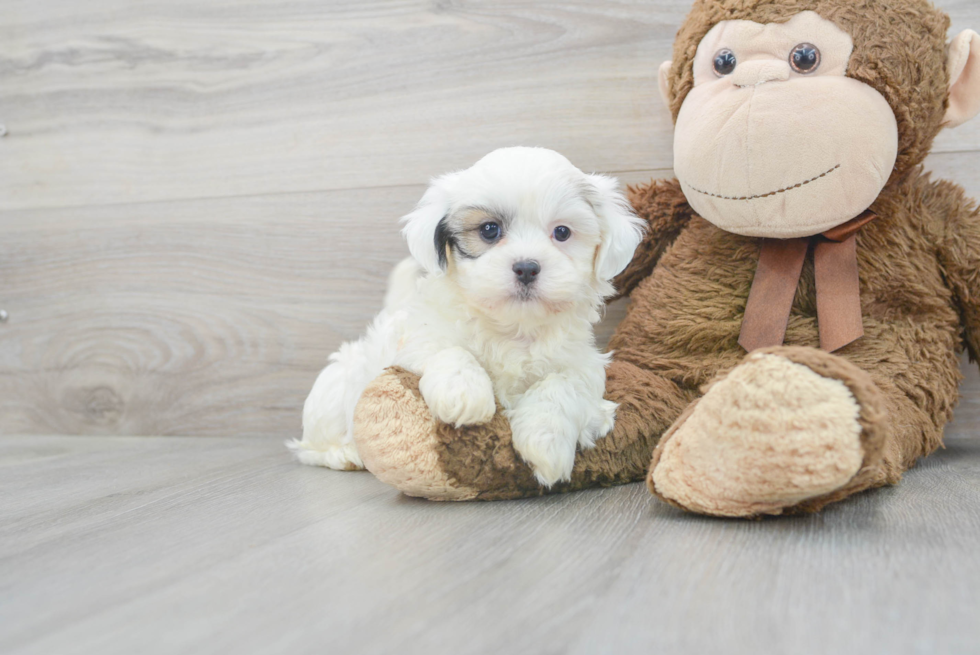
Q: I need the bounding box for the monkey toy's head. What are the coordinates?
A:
[662,0,980,238]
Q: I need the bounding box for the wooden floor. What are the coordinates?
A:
[3,369,980,655]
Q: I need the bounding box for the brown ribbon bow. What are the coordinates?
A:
[738,210,877,353]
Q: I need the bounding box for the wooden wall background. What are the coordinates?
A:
[2,0,980,437]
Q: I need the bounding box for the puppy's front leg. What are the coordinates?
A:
[419,347,497,427]
[507,373,593,487]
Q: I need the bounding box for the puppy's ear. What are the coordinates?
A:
[400,172,460,275]
[586,174,645,281]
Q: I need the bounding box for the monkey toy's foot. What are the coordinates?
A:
[648,347,888,518]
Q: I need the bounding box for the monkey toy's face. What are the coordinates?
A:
[672,11,898,238]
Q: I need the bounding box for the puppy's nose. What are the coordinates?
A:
[512,260,540,285]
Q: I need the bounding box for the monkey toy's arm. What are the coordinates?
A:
[934,180,980,363]
[612,178,694,299]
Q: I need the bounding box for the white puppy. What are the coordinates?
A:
[289,147,644,486]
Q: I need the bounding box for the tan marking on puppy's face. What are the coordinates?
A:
[449,207,510,260]
[434,205,511,270]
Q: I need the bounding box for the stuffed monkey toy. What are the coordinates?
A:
[351,0,980,517]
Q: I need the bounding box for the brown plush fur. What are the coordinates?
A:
[613,170,966,474]
[352,0,980,514]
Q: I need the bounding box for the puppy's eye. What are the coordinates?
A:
[713,49,737,76]
[553,225,571,242]
[790,43,820,74]
[480,222,501,242]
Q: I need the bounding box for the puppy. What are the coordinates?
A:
[289,147,644,486]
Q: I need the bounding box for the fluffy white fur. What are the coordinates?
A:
[289,147,644,486]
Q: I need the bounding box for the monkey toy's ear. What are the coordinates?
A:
[945,30,980,128]
[658,61,673,112]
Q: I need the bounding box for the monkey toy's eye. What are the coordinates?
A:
[480,222,501,242]
[790,43,821,74]
[553,225,571,242]
[713,49,737,76]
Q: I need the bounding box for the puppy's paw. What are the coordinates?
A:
[419,347,497,427]
[580,399,618,449]
[421,372,497,427]
[508,410,578,487]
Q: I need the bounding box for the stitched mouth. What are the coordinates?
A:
[684,164,841,201]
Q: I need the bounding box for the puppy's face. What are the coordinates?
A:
[402,147,644,321]
[435,188,605,316]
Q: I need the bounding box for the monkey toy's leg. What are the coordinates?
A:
[353,344,949,512]
[648,345,951,517]
[352,361,697,501]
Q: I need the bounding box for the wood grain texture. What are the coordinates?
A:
[0,0,686,211]
[1,0,978,210]
[1,365,978,655]
[2,0,980,437]
[0,178,654,436]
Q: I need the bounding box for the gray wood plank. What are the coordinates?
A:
[1,365,978,655]
[0,0,684,211]
[3,0,980,439]
[0,171,657,436]
[0,185,408,436]
[2,155,978,437]
[1,0,978,210]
